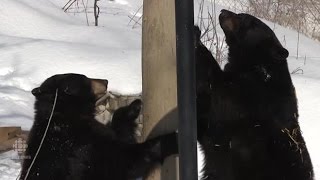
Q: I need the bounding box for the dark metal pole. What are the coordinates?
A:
[175,0,197,180]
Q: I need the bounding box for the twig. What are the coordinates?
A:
[296,21,301,59]
[291,67,304,75]
[62,0,73,10]
[281,128,304,163]
[63,0,77,12]
[81,0,89,26]
[128,5,142,26]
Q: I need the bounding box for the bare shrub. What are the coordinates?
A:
[196,0,228,65]
[216,0,320,41]
[62,0,100,26]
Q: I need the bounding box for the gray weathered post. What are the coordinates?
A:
[142,0,179,179]
[142,0,197,179]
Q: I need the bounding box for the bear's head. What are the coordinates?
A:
[32,73,108,115]
[219,9,289,69]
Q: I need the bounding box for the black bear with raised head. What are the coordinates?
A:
[194,10,313,180]
[20,73,176,180]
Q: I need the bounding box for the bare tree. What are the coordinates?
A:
[94,0,100,26]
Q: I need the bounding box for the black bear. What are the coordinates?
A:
[20,73,176,180]
[195,10,314,180]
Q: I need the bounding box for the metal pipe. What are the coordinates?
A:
[175,0,198,179]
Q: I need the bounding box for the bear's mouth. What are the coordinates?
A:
[91,78,108,100]
[219,9,239,33]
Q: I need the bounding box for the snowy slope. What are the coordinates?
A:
[0,0,319,179]
[272,22,320,180]
[0,0,144,178]
[0,0,143,130]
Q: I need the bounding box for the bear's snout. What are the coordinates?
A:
[220,9,235,18]
[91,79,108,99]
[219,9,238,33]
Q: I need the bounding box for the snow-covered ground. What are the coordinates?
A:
[0,0,319,179]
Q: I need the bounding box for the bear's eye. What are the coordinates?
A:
[240,17,253,26]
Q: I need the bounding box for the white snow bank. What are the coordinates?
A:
[0,0,143,130]
[0,151,21,180]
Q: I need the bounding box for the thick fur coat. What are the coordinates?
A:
[195,10,313,180]
[20,74,175,180]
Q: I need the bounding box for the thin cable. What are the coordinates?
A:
[23,89,59,180]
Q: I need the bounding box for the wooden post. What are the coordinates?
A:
[142,0,179,179]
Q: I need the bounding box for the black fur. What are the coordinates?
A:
[111,99,141,144]
[20,73,176,180]
[194,26,219,143]
[195,10,313,180]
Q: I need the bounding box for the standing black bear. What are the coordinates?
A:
[20,73,176,180]
[195,10,314,180]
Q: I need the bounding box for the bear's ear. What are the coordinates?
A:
[31,87,55,96]
[31,87,42,96]
[194,26,201,47]
[127,99,142,119]
[63,86,82,97]
[194,26,201,40]
[272,47,289,61]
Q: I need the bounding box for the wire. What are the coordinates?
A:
[23,89,59,180]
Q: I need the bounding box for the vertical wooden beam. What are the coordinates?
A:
[142,0,179,179]
[142,0,178,140]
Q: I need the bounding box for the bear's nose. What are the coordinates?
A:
[219,9,238,32]
[219,9,235,20]
[102,80,108,89]
[92,79,108,88]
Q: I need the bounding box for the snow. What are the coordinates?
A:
[0,151,20,180]
[0,0,143,130]
[0,0,319,179]
[261,16,320,180]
